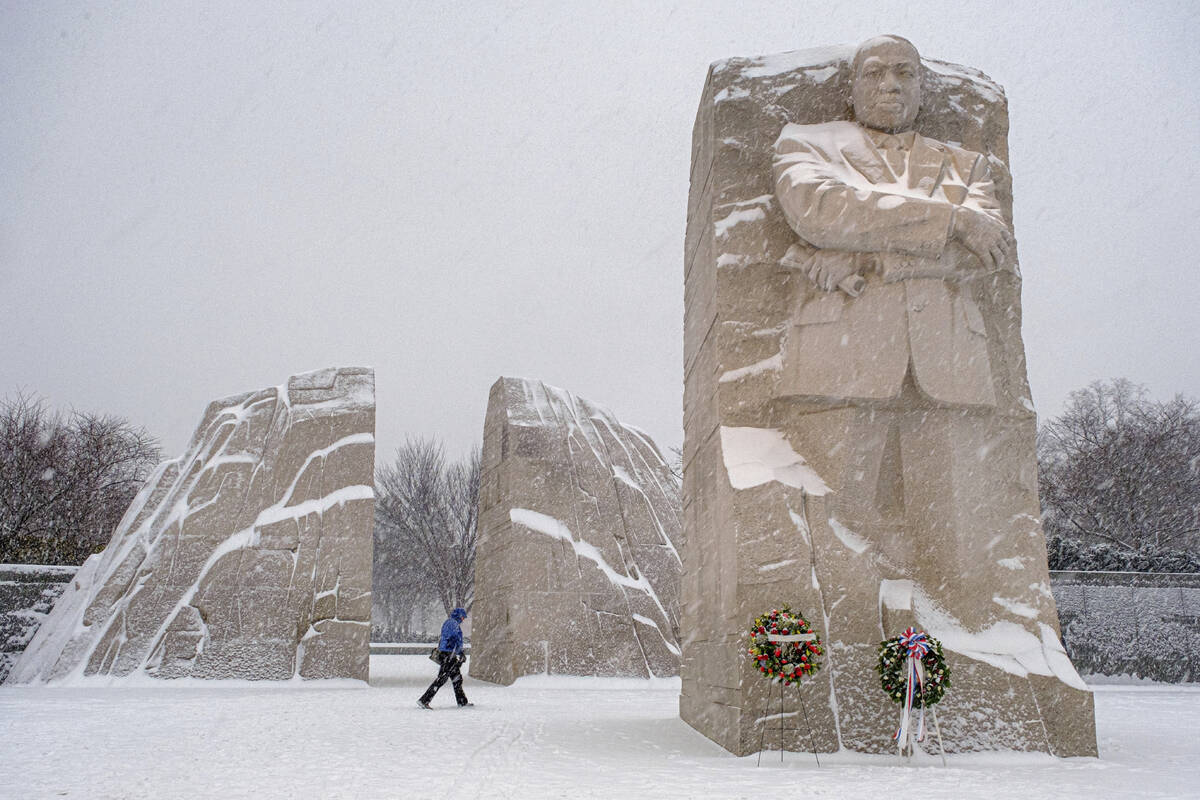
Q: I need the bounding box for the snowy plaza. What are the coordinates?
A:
[2,655,1198,799]
[4,3,1200,798]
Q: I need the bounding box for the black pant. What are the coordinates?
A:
[420,651,468,706]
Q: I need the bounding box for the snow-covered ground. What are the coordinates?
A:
[2,656,1197,799]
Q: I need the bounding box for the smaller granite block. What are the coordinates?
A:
[8,368,375,684]
[472,377,683,685]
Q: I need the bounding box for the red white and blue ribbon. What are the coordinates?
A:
[893,627,929,748]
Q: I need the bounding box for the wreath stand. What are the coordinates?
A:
[756,632,821,767]
[881,629,949,766]
[897,684,948,766]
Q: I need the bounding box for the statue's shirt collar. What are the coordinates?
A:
[866,128,917,151]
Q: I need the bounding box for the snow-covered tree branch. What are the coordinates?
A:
[374,437,480,620]
[1038,379,1200,570]
[0,393,161,565]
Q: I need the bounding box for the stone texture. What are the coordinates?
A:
[472,377,682,684]
[0,564,77,682]
[681,40,1097,756]
[8,367,375,683]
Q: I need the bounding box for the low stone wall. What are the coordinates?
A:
[0,564,78,683]
[1050,570,1200,683]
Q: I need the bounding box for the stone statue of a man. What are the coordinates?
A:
[770,34,1039,615]
[774,34,1015,406]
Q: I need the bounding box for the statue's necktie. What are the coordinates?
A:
[880,135,907,177]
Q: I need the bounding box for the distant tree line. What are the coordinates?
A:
[0,393,161,565]
[1038,379,1200,573]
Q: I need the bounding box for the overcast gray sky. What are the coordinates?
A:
[3,1,1198,463]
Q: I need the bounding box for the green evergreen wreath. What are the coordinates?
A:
[876,630,951,706]
[746,606,823,685]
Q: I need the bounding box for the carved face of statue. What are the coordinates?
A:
[851,37,922,133]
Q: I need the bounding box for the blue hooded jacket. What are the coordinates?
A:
[438,607,467,654]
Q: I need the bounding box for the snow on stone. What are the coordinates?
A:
[713,44,851,80]
[992,595,1039,619]
[712,85,750,103]
[714,205,767,237]
[879,578,914,612]
[787,507,811,547]
[775,121,1000,217]
[718,352,782,383]
[912,585,1088,691]
[719,426,830,494]
[473,377,682,684]
[510,509,656,597]
[829,517,870,554]
[7,367,376,685]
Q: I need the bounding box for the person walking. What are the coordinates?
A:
[418,607,472,708]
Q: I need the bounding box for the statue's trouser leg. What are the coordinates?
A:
[896,406,1049,628]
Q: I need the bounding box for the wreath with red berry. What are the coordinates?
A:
[746,606,823,685]
[876,631,951,706]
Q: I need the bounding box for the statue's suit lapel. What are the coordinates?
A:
[907,135,956,200]
[838,127,953,193]
[839,127,893,183]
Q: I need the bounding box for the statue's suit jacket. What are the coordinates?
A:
[772,120,1009,407]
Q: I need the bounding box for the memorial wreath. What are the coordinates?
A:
[746,606,823,685]
[878,627,951,747]
[877,628,950,707]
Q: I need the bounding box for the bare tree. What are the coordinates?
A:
[666,445,683,483]
[1038,379,1200,563]
[371,541,438,641]
[0,393,161,565]
[374,437,480,617]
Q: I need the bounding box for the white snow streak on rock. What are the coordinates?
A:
[713,206,766,236]
[993,595,1039,619]
[511,509,650,595]
[630,614,681,657]
[829,517,869,554]
[719,426,829,494]
[910,586,1089,690]
[718,352,782,383]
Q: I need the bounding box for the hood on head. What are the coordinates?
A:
[451,607,467,621]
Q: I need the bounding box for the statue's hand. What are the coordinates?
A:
[807,250,860,292]
[952,208,1015,272]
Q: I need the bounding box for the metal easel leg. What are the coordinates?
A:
[931,706,947,767]
[757,684,768,766]
[796,685,821,767]
[778,680,785,763]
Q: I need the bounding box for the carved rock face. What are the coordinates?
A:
[8,368,375,683]
[850,36,922,133]
[471,377,682,684]
[681,41,1098,757]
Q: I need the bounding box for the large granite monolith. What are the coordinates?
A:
[471,377,682,684]
[681,37,1097,756]
[8,367,375,683]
